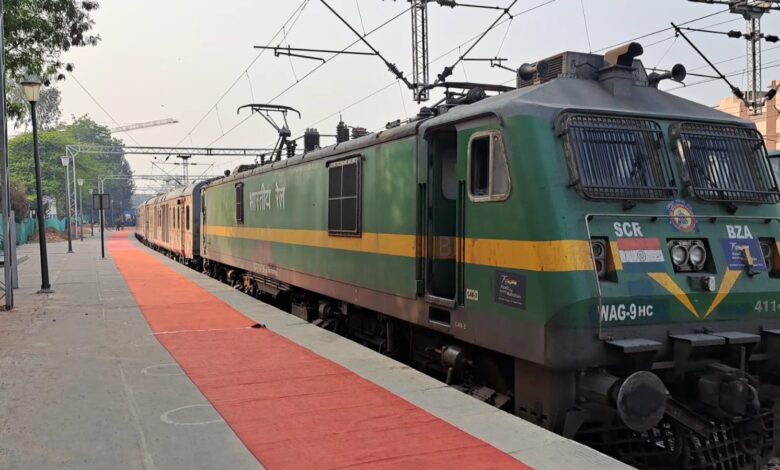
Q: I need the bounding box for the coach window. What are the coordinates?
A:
[235,183,245,224]
[327,156,362,236]
[468,130,510,202]
[186,206,190,231]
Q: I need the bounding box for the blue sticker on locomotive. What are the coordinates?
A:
[495,270,526,310]
[666,200,698,233]
[720,238,766,271]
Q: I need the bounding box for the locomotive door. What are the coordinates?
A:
[424,127,461,307]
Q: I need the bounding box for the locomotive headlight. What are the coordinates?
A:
[591,240,605,259]
[590,239,608,279]
[688,243,707,270]
[671,244,688,266]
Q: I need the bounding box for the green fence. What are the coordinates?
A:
[0,216,83,249]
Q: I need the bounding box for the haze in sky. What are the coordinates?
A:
[55,0,780,192]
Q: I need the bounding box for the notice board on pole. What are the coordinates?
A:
[93,193,110,210]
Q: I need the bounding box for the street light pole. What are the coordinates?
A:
[22,77,52,294]
[60,156,73,253]
[72,155,78,242]
[77,178,84,240]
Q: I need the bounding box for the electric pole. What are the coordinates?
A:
[689,1,780,114]
[411,0,431,101]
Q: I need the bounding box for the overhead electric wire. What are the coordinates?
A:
[593,7,730,53]
[68,71,141,146]
[249,0,556,158]
[427,0,554,70]
[287,0,557,141]
[320,0,414,89]
[175,0,310,146]
[580,0,592,53]
[429,0,519,88]
[666,58,780,91]
[206,5,412,148]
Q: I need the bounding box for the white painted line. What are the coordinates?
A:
[141,363,184,377]
[160,405,224,426]
[152,326,252,336]
[118,362,156,470]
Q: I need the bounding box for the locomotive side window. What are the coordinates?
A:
[235,183,244,224]
[467,131,510,202]
[327,156,362,236]
[560,114,676,201]
[674,122,780,204]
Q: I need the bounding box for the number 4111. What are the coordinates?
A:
[755,300,780,313]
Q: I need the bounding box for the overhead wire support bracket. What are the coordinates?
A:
[320,0,414,90]
[436,0,512,12]
[678,26,745,37]
[463,57,514,72]
[671,22,749,104]
[254,45,377,63]
[678,25,779,42]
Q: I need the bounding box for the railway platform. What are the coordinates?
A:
[0,231,630,470]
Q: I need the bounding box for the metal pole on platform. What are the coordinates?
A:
[77,178,84,240]
[10,210,17,289]
[0,0,14,309]
[99,203,105,259]
[22,78,53,294]
[72,154,79,245]
[60,156,73,253]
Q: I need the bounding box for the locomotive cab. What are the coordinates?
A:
[410,42,780,468]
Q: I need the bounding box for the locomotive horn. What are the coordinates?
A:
[517,60,549,81]
[603,42,644,67]
[648,63,687,88]
[579,370,668,432]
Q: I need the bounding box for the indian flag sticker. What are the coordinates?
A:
[617,238,665,270]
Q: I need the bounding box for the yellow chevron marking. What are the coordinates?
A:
[609,241,623,272]
[648,272,700,319]
[703,270,742,319]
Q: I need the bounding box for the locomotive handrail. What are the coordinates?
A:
[583,212,780,340]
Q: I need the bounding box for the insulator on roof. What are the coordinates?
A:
[336,120,350,143]
[304,128,320,152]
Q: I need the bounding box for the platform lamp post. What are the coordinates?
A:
[60,156,73,253]
[22,77,52,294]
[77,178,84,240]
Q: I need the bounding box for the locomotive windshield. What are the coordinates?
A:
[560,114,676,201]
[674,122,780,204]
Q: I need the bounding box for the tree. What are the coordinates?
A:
[7,116,134,220]
[5,1,100,118]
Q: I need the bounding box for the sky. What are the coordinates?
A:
[54,0,780,194]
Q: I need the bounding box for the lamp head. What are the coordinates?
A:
[21,76,42,103]
[77,178,84,186]
[60,156,70,167]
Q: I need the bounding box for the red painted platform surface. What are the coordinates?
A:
[109,233,531,470]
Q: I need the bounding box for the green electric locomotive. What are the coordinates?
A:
[141,43,780,468]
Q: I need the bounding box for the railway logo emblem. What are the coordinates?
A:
[666,200,697,233]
